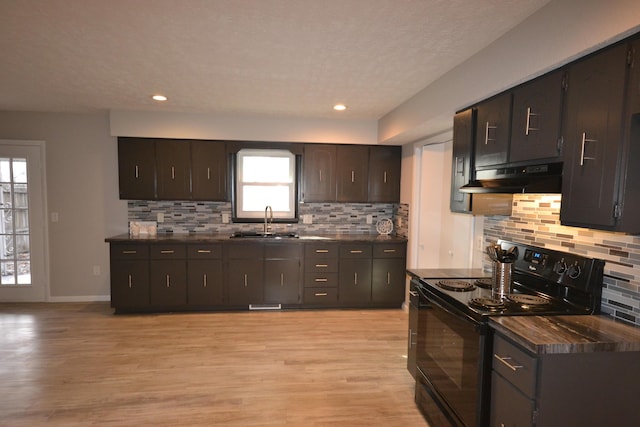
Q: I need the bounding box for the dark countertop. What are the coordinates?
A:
[406,268,490,280]
[105,233,408,243]
[490,315,640,355]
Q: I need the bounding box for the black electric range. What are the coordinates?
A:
[410,240,605,427]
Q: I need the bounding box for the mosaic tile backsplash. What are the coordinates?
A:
[128,201,407,237]
[484,194,640,327]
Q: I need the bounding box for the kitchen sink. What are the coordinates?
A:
[230,231,299,239]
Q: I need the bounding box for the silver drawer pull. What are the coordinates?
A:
[122,250,137,254]
[494,354,523,371]
[315,249,329,253]
[314,278,328,282]
[350,250,363,254]
[160,250,175,254]
[383,249,396,253]
[197,250,212,253]
[314,292,328,297]
[315,264,328,268]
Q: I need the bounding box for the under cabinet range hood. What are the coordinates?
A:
[460,162,562,194]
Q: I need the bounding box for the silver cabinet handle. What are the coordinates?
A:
[409,290,418,297]
[351,170,355,182]
[319,169,323,182]
[314,278,328,282]
[350,250,363,254]
[203,273,207,288]
[197,249,211,254]
[383,249,396,253]
[315,264,328,268]
[244,274,248,287]
[280,273,284,287]
[354,272,358,285]
[315,292,328,297]
[207,167,211,180]
[408,328,418,348]
[134,165,139,179]
[580,132,597,166]
[383,171,387,184]
[128,274,132,288]
[315,249,329,253]
[485,122,497,144]
[525,107,539,135]
[160,250,175,254]
[387,272,391,285]
[494,354,523,371]
[171,166,175,180]
[122,250,137,254]
[166,274,170,288]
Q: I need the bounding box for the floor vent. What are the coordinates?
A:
[248,304,282,310]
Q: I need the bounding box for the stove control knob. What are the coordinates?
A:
[567,262,582,279]
[553,259,567,274]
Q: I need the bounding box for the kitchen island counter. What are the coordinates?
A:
[490,315,640,354]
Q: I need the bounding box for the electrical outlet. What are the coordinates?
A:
[92,265,101,276]
[366,215,373,224]
[303,214,312,224]
[51,212,59,222]
[222,213,230,224]
[476,236,484,251]
[157,212,164,223]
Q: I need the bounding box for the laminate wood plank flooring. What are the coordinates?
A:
[0,303,427,426]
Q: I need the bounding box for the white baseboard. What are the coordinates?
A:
[47,295,110,303]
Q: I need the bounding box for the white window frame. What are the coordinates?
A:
[234,149,297,222]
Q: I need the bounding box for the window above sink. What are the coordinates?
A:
[233,148,298,223]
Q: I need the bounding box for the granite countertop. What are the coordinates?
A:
[105,233,408,243]
[406,268,490,280]
[490,315,640,355]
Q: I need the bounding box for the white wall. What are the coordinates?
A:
[382,0,640,144]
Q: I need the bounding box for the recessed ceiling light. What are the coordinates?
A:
[152,95,168,101]
[333,104,347,111]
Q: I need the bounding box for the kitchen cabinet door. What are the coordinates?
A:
[510,69,565,163]
[560,43,629,229]
[264,259,301,304]
[368,146,401,202]
[150,260,187,307]
[187,259,223,305]
[227,259,264,305]
[191,140,227,201]
[117,138,156,200]
[156,140,191,200]
[474,93,511,168]
[336,145,369,202]
[450,108,474,213]
[303,144,336,202]
[110,259,150,309]
[371,258,405,304]
[339,259,372,304]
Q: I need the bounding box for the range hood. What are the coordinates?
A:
[460,162,562,194]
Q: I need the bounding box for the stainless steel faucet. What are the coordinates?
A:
[264,205,273,234]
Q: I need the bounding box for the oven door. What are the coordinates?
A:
[415,282,492,427]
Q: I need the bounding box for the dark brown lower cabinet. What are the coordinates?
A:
[150,260,187,306]
[339,258,372,304]
[110,259,149,309]
[187,259,223,305]
[227,259,264,305]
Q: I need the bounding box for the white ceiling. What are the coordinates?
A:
[0,0,550,121]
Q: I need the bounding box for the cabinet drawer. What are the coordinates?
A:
[110,244,149,260]
[493,335,537,398]
[226,243,263,259]
[373,243,406,258]
[304,272,338,288]
[265,243,301,259]
[304,257,338,273]
[340,244,372,258]
[150,244,186,259]
[305,243,339,258]
[187,244,222,259]
[303,287,338,304]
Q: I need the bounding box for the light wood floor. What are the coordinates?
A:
[0,303,428,426]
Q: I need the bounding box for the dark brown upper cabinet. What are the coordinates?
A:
[117,137,227,201]
[561,40,639,232]
[191,140,227,201]
[336,145,369,202]
[118,138,156,200]
[156,140,191,200]
[474,92,512,169]
[302,144,336,202]
[510,70,565,164]
[450,109,475,213]
[368,146,401,203]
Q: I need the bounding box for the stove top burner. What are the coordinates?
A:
[469,297,506,311]
[507,294,551,309]
[474,278,493,289]
[437,279,476,292]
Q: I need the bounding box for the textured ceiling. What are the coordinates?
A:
[0,0,550,120]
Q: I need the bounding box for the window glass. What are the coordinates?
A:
[235,149,297,221]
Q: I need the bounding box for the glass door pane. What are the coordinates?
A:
[0,157,31,286]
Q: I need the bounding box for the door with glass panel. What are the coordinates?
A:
[0,141,47,301]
